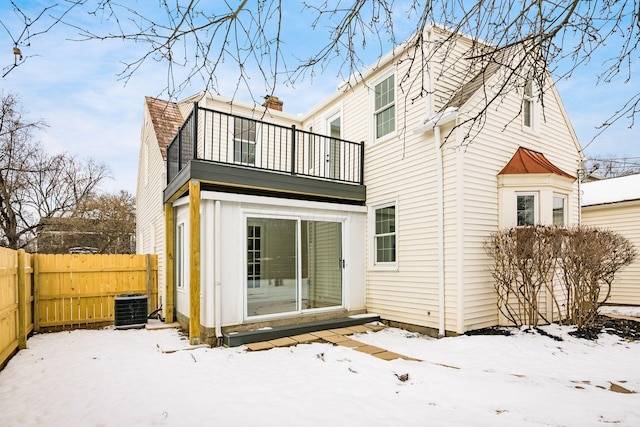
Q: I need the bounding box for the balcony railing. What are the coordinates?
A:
[166,105,364,185]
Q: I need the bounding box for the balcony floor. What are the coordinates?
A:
[164,159,366,204]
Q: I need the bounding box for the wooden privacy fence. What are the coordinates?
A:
[35,254,158,330]
[0,249,33,369]
[1,251,157,369]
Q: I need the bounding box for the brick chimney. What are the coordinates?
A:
[262,95,283,111]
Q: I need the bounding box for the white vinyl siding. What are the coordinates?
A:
[582,201,640,305]
[137,102,170,312]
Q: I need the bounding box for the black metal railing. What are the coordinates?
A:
[166,105,364,185]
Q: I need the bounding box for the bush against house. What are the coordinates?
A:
[485,225,636,329]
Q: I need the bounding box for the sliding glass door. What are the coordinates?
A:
[246,217,343,318]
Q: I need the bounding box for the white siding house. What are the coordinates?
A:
[137,26,584,344]
[136,97,183,315]
[581,174,640,305]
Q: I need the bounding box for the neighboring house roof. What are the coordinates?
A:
[581,173,640,206]
[498,146,574,179]
[145,96,183,160]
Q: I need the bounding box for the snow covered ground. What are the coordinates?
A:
[1,318,640,426]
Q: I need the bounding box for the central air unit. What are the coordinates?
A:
[114,294,148,329]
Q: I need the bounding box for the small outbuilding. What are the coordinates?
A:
[581,173,640,305]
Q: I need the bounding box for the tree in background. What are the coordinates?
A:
[37,190,135,254]
[585,156,640,178]
[0,91,109,249]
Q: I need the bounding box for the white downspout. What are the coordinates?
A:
[434,125,446,337]
[414,107,458,338]
[214,200,222,343]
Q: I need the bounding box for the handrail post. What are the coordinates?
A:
[291,125,296,175]
[193,102,199,160]
[178,127,183,170]
[359,141,365,184]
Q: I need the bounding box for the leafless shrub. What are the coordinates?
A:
[485,226,558,327]
[558,226,636,329]
[485,226,636,329]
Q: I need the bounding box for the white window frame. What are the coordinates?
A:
[231,116,260,166]
[176,222,185,289]
[242,211,347,321]
[370,71,397,144]
[552,194,567,226]
[522,78,539,133]
[516,192,538,226]
[370,200,398,270]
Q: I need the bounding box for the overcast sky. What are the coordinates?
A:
[2,2,638,194]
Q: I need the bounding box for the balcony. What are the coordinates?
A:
[164,105,366,204]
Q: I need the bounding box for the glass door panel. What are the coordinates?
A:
[246,218,297,316]
[301,221,342,309]
[326,114,341,179]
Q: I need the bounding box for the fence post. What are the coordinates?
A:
[17,250,27,349]
[33,255,40,332]
[146,254,153,314]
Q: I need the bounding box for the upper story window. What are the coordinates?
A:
[234,117,257,165]
[553,194,566,226]
[517,193,537,226]
[523,79,537,131]
[374,74,395,139]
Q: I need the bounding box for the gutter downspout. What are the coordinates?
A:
[214,200,222,344]
[434,125,446,337]
[414,107,458,338]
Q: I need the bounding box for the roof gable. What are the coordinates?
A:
[145,97,183,160]
[498,147,574,179]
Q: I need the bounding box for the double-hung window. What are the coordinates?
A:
[553,195,567,226]
[523,79,535,130]
[234,117,257,165]
[374,75,395,139]
[374,205,396,263]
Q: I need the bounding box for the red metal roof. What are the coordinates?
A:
[498,147,574,179]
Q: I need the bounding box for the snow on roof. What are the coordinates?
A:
[581,173,640,206]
